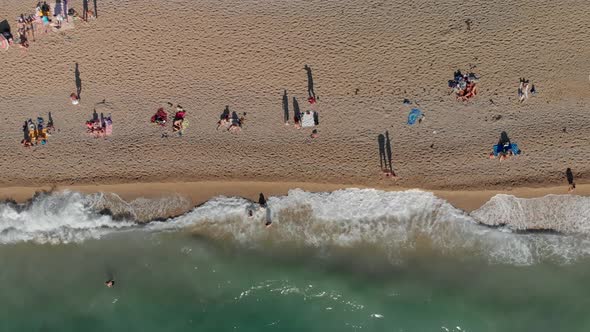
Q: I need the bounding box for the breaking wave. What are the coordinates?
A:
[1,189,590,265]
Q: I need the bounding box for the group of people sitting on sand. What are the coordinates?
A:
[85,110,112,138]
[282,90,320,138]
[448,70,478,101]
[489,131,522,161]
[2,1,93,50]
[150,104,187,136]
[21,115,54,147]
[518,78,536,103]
[217,106,246,134]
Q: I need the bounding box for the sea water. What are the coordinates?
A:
[1,189,589,331]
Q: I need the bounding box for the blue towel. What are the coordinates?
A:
[493,144,501,156]
[511,143,520,155]
[407,108,422,125]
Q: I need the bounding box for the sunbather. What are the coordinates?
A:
[151,108,168,125]
[294,114,301,129]
[310,129,318,138]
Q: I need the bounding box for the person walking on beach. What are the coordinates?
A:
[566,168,575,192]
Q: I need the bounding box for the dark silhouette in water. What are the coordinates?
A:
[378,131,395,176]
[282,90,289,123]
[74,62,82,100]
[258,193,267,207]
[304,65,316,99]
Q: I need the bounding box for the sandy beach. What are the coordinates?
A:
[2,0,590,197]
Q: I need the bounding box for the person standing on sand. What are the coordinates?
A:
[566,168,575,192]
[83,0,89,21]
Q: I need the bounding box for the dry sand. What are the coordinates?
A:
[1,0,590,193]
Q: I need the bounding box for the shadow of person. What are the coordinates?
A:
[82,0,89,21]
[378,131,395,176]
[23,121,30,141]
[292,97,301,120]
[282,90,289,123]
[385,131,394,174]
[304,64,316,99]
[378,134,386,170]
[93,0,98,18]
[75,62,82,100]
[92,109,98,122]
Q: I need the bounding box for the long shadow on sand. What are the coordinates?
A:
[378,131,395,176]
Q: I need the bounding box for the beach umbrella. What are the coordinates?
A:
[407,108,422,125]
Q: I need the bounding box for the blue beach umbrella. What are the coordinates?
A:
[407,108,422,125]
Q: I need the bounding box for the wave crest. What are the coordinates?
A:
[1,189,590,265]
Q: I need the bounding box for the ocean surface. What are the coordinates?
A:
[1,189,590,331]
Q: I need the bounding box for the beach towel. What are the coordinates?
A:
[302,111,315,128]
[105,123,112,136]
[407,108,422,125]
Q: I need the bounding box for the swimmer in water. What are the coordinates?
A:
[105,279,115,288]
[248,210,254,218]
[265,221,272,228]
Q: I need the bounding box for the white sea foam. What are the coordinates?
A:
[471,194,590,234]
[0,191,135,244]
[1,189,590,265]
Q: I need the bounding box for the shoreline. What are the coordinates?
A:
[0,180,587,213]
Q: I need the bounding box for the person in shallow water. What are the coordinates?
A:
[105,279,115,288]
[258,193,267,208]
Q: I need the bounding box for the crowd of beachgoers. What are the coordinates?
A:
[3,1,578,194]
[0,1,96,51]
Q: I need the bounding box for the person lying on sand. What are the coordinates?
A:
[228,123,241,134]
[294,114,301,129]
[70,93,79,105]
[310,129,319,138]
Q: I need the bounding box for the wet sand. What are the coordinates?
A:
[1,180,588,213]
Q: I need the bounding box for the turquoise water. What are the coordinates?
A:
[1,231,589,332]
